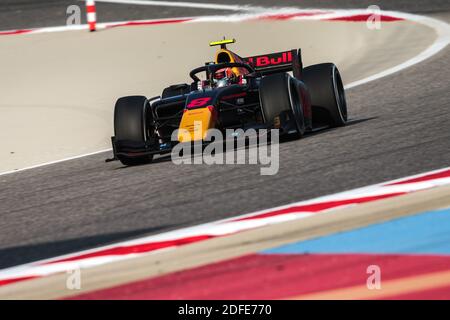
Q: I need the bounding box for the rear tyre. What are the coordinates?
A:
[114,96,153,166]
[302,63,347,127]
[161,83,191,99]
[259,73,305,138]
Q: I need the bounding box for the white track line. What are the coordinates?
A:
[0,149,112,177]
[0,8,449,177]
[345,10,450,89]
[91,0,254,11]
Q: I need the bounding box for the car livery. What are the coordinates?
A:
[108,39,347,166]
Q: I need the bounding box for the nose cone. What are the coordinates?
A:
[178,107,216,142]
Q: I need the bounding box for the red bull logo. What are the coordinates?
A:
[244,51,293,68]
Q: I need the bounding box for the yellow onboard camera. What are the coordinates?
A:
[209,38,236,49]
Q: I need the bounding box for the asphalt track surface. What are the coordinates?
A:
[0,1,449,271]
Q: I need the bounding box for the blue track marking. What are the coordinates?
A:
[263,207,450,255]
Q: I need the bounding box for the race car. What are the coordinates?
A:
[108,38,347,166]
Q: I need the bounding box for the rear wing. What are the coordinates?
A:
[242,49,303,78]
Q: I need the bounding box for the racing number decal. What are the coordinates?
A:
[187,97,211,108]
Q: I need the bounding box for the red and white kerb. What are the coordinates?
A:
[0,166,449,287]
[86,0,97,32]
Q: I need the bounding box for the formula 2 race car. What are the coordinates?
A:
[108,38,347,166]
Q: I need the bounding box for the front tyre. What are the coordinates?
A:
[114,96,153,166]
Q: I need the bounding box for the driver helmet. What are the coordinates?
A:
[213,67,237,87]
[214,67,234,80]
